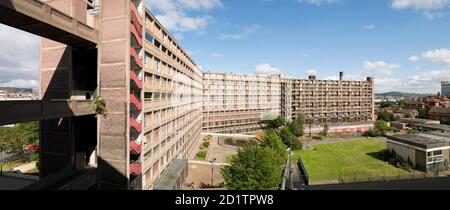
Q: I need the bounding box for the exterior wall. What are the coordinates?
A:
[291,77,375,125]
[141,8,202,189]
[415,150,427,171]
[281,78,293,122]
[202,73,281,134]
[387,141,416,167]
[97,0,131,190]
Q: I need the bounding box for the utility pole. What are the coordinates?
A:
[210,158,217,186]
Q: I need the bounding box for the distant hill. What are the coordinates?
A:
[376,92,432,98]
[0,87,33,93]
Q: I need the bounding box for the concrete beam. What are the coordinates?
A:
[0,0,97,46]
[0,100,95,125]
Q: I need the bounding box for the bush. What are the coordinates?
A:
[363,129,383,137]
[313,135,324,140]
[195,151,207,160]
[377,149,413,172]
[202,141,210,148]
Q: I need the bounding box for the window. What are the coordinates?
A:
[427,150,444,164]
[145,32,154,43]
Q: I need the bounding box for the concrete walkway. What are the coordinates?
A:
[290,163,306,190]
[13,161,37,173]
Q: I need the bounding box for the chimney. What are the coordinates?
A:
[339,71,344,81]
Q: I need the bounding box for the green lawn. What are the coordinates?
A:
[292,140,412,181]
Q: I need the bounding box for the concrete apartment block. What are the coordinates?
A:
[202,73,282,134]
[291,73,375,124]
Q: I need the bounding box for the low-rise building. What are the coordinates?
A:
[387,133,450,172]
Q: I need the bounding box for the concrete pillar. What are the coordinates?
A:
[97,0,130,190]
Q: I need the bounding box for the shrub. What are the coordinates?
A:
[195,151,207,160]
[202,141,210,148]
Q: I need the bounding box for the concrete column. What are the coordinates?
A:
[97,0,130,190]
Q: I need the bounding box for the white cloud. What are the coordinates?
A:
[363,60,400,75]
[408,55,419,62]
[374,69,450,93]
[0,79,39,89]
[210,52,221,59]
[306,69,318,75]
[255,63,281,75]
[390,0,450,19]
[391,0,449,10]
[148,0,222,33]
[217,25,261,40]
[363,25,375,30]
[421,48,450,66]
[297,0,341,6]
[0,24,39,88]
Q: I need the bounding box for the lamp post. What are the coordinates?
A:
[210,158,217,186]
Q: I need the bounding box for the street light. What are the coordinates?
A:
[210,158,217,186]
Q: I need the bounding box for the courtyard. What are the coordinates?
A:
[293,140,414,183]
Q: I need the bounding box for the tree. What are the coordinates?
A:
[375,120,390,134]
[319,123,329,137]
[259,116,285,130]
[262,130,287,160]
[222,145,284,190]
[279,126,301,150]
[404,112,412,118]
[288,112,305,137]
[0,122,39,161]
[398,100,406,109]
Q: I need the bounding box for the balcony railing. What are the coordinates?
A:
[130,46,143,69]
[130,115,143,133]
[131,69,143,90]
[130,93,143,111]
[130,161,142,176]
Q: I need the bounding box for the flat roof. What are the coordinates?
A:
[414,124,450,132]
[153,159,187,190]
[388,133,450,149]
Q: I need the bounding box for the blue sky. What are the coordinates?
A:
[1,0,450,94]
[147,0,450,93]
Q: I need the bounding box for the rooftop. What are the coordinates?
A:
[414,124,450,133]
[153,159,187,190]
[388,133,449,149]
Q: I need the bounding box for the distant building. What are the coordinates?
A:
[405,96,450,118]
[442,81,450,96]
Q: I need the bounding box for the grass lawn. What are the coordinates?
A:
[292,140,412,181]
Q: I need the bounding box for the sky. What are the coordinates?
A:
[1,0,450,94]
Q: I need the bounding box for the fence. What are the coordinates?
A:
[337,170,447,184]
[297,158,310,185]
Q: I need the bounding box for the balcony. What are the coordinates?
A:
[130,139,142,155]
[130,46,143,69]
[130,93,143,111]
[130,161,142,176]
[130,115,143,133]
[130,1,143,34]
[130,25,143,49]
[131,69,143,90]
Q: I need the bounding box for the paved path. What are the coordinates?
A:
[13,161,37,173]
[188,160,230,166]
[290,163,306,190]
